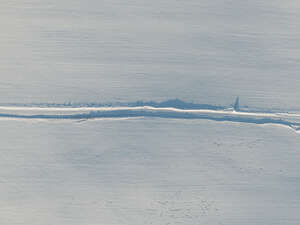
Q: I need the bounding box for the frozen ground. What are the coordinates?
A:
[1,118,300,225]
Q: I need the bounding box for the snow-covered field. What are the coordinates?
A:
[1,118,300,225]
[1,0,300,224]
[1,0,300,110]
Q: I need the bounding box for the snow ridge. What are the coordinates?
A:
[0,104,300,131]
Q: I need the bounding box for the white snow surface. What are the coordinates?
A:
[1,0,300,110]
[1,0,300,224]
[1,118,300,225]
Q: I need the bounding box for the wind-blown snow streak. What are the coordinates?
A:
[1,105,300,131]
